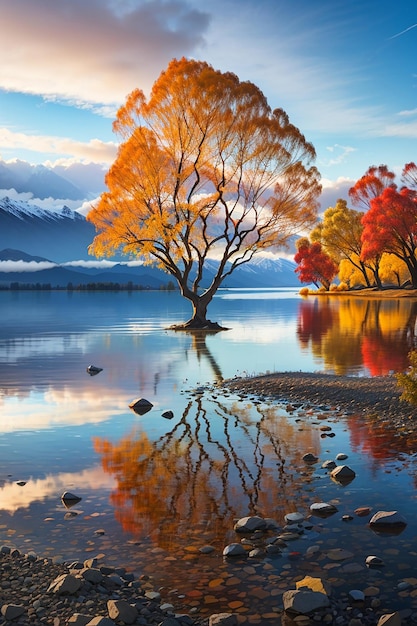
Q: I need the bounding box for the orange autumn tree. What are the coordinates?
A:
[87,58,321,329]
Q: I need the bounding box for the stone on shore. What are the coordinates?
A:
[302,452,318,463]
[67,615,92,625]
[1,604,25,620]
[283,588,330,614]
[377,613,402,626]
[107,599,138,624]
[322,459,337,470]
[47,573,82,595]
[296,575,331,596]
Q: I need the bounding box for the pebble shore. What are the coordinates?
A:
[0,547,208,626]
[2,372,417,626]
[222,371,417,434]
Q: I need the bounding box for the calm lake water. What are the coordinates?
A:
[2,288,417,621]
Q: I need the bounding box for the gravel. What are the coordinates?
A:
[0,548,207,626]
[221,371,417,434]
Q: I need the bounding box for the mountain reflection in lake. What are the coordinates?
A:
[2,289,417,620]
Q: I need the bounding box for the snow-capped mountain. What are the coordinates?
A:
[0,196,299,287]
[0,158,107,201]
[0,196,96,262]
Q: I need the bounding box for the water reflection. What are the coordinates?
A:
[93,395,320,550]
[3,290,417,618]
[297,295,417,375]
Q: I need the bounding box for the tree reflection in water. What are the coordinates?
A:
[93,393,320,552]
[297,296,417,375]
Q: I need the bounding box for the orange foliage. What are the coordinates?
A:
[87,58,321,325]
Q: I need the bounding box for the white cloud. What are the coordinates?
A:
[318,176,354,211]
[0,0,210,105]
[0,260,57,272]
[63,260,116,269]
[0,128,117,164]
[320,144,357,168]
[0,187,90,212]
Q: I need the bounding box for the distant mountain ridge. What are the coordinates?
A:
[0,160,106,200]
[0,196,97,262]
[0,196,299,288]
[0,248,299,289]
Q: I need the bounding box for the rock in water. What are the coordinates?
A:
[86,365,103,376]
[61,491,82,509]
[129,398,153,415]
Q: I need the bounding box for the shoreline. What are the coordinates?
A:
[305,287,417,297]
[2,372,417,624]
[221,371,417,434]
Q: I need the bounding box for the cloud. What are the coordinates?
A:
[319,176,354,211]
[63,260,116,269]
[0,129,117,164]
[0,0,210,105]
[0,260,57,272]
[320,144,357,168]
[0,259,146,272]
[0,186,92,212]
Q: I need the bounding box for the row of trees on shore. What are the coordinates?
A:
[0,281,177,292]
[294,163,417,290]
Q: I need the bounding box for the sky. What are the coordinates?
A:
[0,0,417,211]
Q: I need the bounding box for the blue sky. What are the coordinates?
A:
[0,0,416,208]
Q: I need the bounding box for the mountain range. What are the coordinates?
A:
[0,196,300,289]
[0,159,106,201]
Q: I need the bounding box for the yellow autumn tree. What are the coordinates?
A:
[87,58,321,329]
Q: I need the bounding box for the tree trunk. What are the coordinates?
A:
[169,288,228,331]
[359,261,371,287]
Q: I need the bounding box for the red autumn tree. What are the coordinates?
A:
[349,165,397,289]
[401,162,417,193]
[294,238,338,289]
[349,164,396,210]
[361,187,417,288]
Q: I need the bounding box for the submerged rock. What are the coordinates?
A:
[233,515,267,533]
[302,452,318,463]
[222,543,247,557]
[309,502,338,517]
[284,511,304,524]
[283,588,330,614]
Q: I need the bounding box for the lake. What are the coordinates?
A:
[1,288,417,621]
